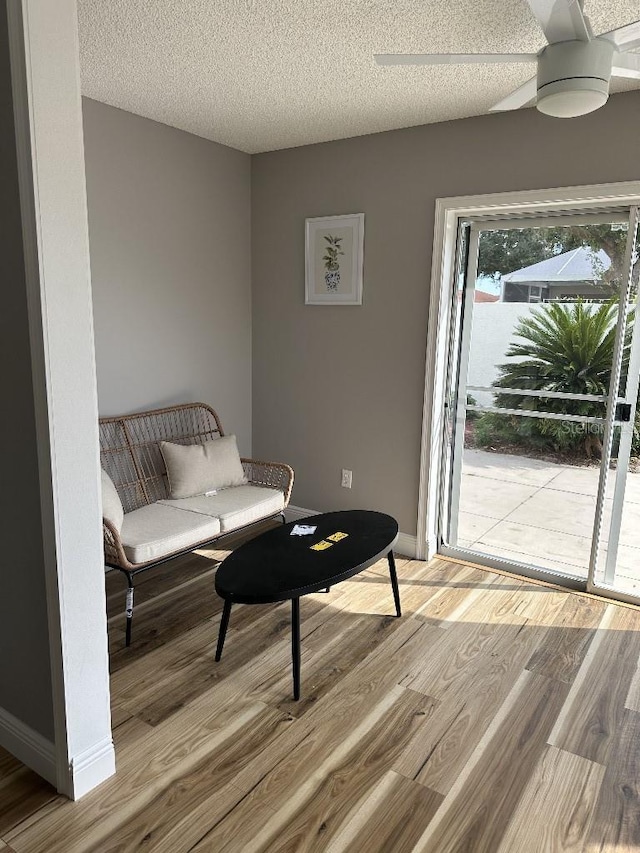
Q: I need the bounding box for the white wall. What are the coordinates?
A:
[466,302,602,406]
[466,303,539,405]
[252,91,640,535]
[83,99,253,454]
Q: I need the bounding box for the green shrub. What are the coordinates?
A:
[465,393,480,421]
[475,300,635,457]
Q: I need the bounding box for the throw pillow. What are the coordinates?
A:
[160,435,247,499]
[101,468,124,532]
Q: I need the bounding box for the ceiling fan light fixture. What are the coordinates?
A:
[536,77,609,118]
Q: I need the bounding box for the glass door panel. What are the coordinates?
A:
[441,210,635,587]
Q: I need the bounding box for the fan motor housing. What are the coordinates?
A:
[537,39,615,101]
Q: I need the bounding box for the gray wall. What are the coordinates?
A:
[252,91,640,535]
[82,99,253,454]
[0,6,55,741]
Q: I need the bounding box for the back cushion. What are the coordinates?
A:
[101,468,124,532]
[160,435,247,499]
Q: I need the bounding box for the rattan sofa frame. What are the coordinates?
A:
[99,402,294,646]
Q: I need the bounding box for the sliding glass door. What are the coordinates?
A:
[440,207,640,599]
[589,209,640,601]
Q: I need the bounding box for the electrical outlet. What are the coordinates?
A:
[341,469,352,488]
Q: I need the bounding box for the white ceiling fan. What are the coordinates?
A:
[375,0,640,118]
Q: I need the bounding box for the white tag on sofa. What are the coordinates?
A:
[204,489,218,496]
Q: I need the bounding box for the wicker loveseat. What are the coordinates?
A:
[99,403,294,645]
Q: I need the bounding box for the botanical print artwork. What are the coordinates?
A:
[323,235,344,291]
[313,227,353,296]
[305,214,364,304]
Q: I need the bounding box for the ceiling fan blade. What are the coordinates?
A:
[612,51,640,80]
[600,20,640,52]
[489,76,538,111]
[374,53,538,66]
[525,0,590,44]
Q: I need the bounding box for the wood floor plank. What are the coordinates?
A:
[550,604,640,764]
[276,612,407,718]
[105,555,216,619]
[79,707,309,853]
[107,574,224,670]
[412,563,495,625]
[300,619,442,730]
[111,715,154,752]
[497,746,605,852]
[194,687,435,852]
[111,600,299,725]
[110,701,134,730]
[188,687,407,852]
[4,543,640,853]
[7,700,267,853]
[130,620,313,726]
[187,793,278,853]
[298,563,411,625]
[587,707,640,852]
[413,671,569,853]
[402,582,551,702]
[343,558,470,619]
[395,619,547,794]
[624,654,640,711]
[0,766,57,838]
[526,594,606,684]
[0,747,22,780]
[323,770,443,853]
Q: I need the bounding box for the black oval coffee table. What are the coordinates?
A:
[214,510,400,700]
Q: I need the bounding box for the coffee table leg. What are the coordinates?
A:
[388,551,402,617]
[215,599,233,662]
[292,597,301,700]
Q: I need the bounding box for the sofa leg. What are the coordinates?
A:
[125,576,135,647]
[279,512,286,525]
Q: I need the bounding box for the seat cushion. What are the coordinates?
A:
[159,435,247,499]
[159,485,285,532]
[120,503,221,564]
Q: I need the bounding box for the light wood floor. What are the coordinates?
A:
[2,523,640,852]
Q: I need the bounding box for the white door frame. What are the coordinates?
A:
[588,207,640,599]
[416,181,640,562]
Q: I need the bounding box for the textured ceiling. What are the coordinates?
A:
[77,0,640,154]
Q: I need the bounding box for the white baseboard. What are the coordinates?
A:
[285,505,420,559]
[0,705,56,787]
[0,706,115,799]
[396,532,418,559]
[284,505,321,522]
[68,735,116,800]
[425,534,438,561]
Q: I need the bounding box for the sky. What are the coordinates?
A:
[476,274,501,296]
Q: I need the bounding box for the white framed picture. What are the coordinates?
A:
[305,213,365,305]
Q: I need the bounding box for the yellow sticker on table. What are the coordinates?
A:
[327,532,349,542]
[310,540,333,551]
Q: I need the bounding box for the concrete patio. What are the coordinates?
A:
[457,448,640,595]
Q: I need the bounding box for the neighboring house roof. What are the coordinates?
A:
[457,289,500,303]
[474,290,500,303]
[502,247,611,284]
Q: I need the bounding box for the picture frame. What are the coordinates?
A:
[305,213,365,305]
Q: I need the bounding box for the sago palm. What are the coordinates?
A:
[478,300,630,455]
